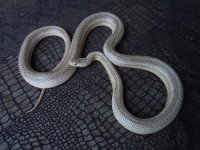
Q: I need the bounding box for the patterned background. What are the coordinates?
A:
[0,0,200,149]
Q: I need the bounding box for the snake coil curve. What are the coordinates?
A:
[18,12,183,134]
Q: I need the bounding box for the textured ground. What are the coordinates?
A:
[0,0,200,149]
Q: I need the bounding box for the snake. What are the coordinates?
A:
[18,12,183,134]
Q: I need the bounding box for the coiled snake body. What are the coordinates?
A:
[18,12,183,134]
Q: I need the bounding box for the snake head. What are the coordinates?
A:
[69,58,90,67]
[69,58,79,66]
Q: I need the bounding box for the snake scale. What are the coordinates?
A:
[18,12,183,134]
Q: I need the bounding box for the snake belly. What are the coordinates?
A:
[18,12,183,134]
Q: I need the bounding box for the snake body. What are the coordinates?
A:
[18,12,183,134]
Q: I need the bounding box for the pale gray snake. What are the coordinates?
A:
[18,12,183,134]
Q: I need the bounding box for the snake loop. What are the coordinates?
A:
[18,26,76,89]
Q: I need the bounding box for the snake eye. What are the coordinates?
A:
[69,59,78,66]
[72,60,77,66]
